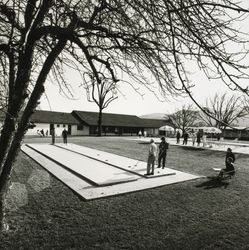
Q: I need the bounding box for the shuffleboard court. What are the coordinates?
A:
[56,143,176,178]
[26,144,138,186]
[22,144,203,200]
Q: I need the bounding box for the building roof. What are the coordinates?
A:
[140,113,169,120]
[140,118,167,128]
[72,110,144,127]
[31,110,80,124]
[72,110,168,128]
[0,109,168,129]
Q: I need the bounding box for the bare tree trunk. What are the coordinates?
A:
[0,39,67,231]
[0,87,44,231]
[97,107,103,136]
[0,182,9,231]
[0,115,16,172]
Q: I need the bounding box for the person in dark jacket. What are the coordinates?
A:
[183,132,189,145]
[62,128,68,144]
[225,148,235,165]
[158,137,169,169]
[218,148,235,178]
[50,127,55,145]
[196,130,201,146]
[176,131,181,144]
[218,156,235,178]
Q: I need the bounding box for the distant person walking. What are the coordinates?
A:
[138,130,142,138]
[202,134,207,147]
[62,128,68,144]
[196,130,201,146]
[183,132,189,145]
[40,129,45,137]
[144,131,147,137]
[51,127,55,145]
[192,132,196,146]
[176,131,181,144]
[145,139,157,175]
[158,137,169,169]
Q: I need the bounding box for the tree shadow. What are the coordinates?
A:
[180,146,205,151]
[195,176,230,189]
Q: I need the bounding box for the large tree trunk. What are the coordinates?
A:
[0,39,67,231]
[0,115,17,170]
[0,86,45,231]
[0,181,9,232]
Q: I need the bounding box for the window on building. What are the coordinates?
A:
[57,124,60,127]
[77,125,84,130]
[63,124,66,127]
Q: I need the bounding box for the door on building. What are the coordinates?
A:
[49,124,54,135]
[68,125,71,135]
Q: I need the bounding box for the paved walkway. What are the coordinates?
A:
[22,143,202,200]
[130,137,249,154]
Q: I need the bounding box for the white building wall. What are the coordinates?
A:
[53,125,69,137]
[26,123,75,136]
[144,128,159,136]
[71,125,89,136]
[26,123,50,136]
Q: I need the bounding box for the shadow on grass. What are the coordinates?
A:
[195,176,230,189]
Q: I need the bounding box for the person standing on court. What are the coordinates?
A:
[62,128,68,144]
[146,139,157,175]
[50,127,55,145]
[158,137,169,169]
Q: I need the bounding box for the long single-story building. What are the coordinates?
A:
[221,116,249,140]
[0,110,165,137]
[72,110,167,136]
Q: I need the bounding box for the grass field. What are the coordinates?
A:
[1,136,249,249]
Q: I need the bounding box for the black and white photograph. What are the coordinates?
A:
[1,1,249,249]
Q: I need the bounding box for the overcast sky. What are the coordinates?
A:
[39,70,229,116]
[39,2,249,116]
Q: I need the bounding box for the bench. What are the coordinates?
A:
[212,167,238,180]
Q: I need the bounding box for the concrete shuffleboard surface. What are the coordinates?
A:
[22,144,203,200]
[55,143,175,178]
[26,144,138,186]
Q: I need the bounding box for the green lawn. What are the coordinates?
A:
[1,136,249,249]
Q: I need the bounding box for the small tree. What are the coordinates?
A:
[168,105,199,134]
[199,93,248,129]
[84,72,118,136]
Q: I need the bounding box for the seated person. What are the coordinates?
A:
[225,147,235,164]
[218,156,235,178]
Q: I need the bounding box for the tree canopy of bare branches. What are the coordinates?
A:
[199,93,248,129]
[168,105,199,134]
[1,0,249,230]
[83,71,118,136]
